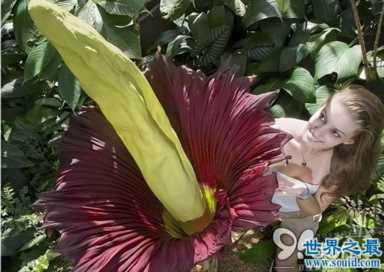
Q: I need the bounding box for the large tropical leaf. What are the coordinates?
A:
[1,0,18,24]
[23,40,57,81]
[276,0,305,19]
[77,0,103,31]
[57,65,82,111]
[292,27,339,63]
[315,41,362,82]
[311,0,339,26]
[98,7,142,58]
[224,0,246,16]
[92,0,146,16]
[160,0,191,20]
[13,0,39,53]
[282,67,316,103]
[166,34,193,57]
[253,67,315,103]
[242,0,282,28]
[305,85,332,114]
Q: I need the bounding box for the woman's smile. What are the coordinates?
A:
[307,128,322,143]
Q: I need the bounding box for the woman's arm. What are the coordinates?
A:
[296,196,321,216]
[314,184,338,212]
[296,184,338,216]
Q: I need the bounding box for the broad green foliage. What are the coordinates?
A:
[160,0,191,19]
[2,0,383,271]
[315,41,362,82]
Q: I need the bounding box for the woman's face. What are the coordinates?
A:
[302,94,360,150]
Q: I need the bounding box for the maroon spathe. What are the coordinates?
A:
[35,55,290,271]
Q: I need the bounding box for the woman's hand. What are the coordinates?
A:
[296,195,322,216]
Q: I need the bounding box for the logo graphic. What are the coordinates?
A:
[273,228,382,269]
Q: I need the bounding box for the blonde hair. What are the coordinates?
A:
[321,84,384,197]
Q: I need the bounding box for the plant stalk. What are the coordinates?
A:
[350,0,376,81]
[373,2,384,73]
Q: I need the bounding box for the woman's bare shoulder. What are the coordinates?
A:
[272,117,307,137]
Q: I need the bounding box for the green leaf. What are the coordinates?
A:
[305,85,332,114]
[191,0,211,11]
[151,30,179,47]
[375,155,384,179]
[253,78,284,93]
[242,0,282,28]
[1,78,26,98]
[77,0,103,31]
[247,46,275,61]
[304,102,318,115]
[270,104,285,117]
[279,46,298,72]
[200,25,232,66]
[253,67,315,104]
[166,35,193,58]
[160,0,191,20]
[2,0,18,24]
[98,7,142,58]
[297,27,338,61]
[24,40,57,81]
[271,89,305,118]
[236,33,275,61]
[1,229,34,256]
[13,0,40,53]
[1,143,33,168]
[238,240,275,267]
[247,49,281,73]
[58,65,82,110]
[18,233,47,252]
[315,41,362,82]
[314,85,331,105]
[359,49,384,80]
[286,28,339,67]
[35,97,62,108]
[369,193,384,203]
[18,249,58,272]
[318,208,348,234]
[50,0,77,11]
[190,12,210,50]
[221,52,247,76]
[276,0,304,19]
[352,212,376,229]
[92,0,146,16]
[340,8,355,39]
[208,5,226,28]
[191,8,234,66]
[282,67,315,103]
[312,0,339,26]
[259,19,291,47]
[224,0,246,16]
[1,39,27,67]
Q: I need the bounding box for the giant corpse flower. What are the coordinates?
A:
[29,0,291,271]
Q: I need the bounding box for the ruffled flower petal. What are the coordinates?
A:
[36,108,234,272]
[146,55,290,228]
[36,56,291,271]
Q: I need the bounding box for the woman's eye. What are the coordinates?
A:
[319,112,326,121]
[332,131,340,138]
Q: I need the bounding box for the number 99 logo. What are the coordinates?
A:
[273,228,315,260]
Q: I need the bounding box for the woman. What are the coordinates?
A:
[270,84,384,271]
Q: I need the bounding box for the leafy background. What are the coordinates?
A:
[1,0,384,271]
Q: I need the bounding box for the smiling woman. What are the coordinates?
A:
[270,84,384,271]
[309,85,384,197]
